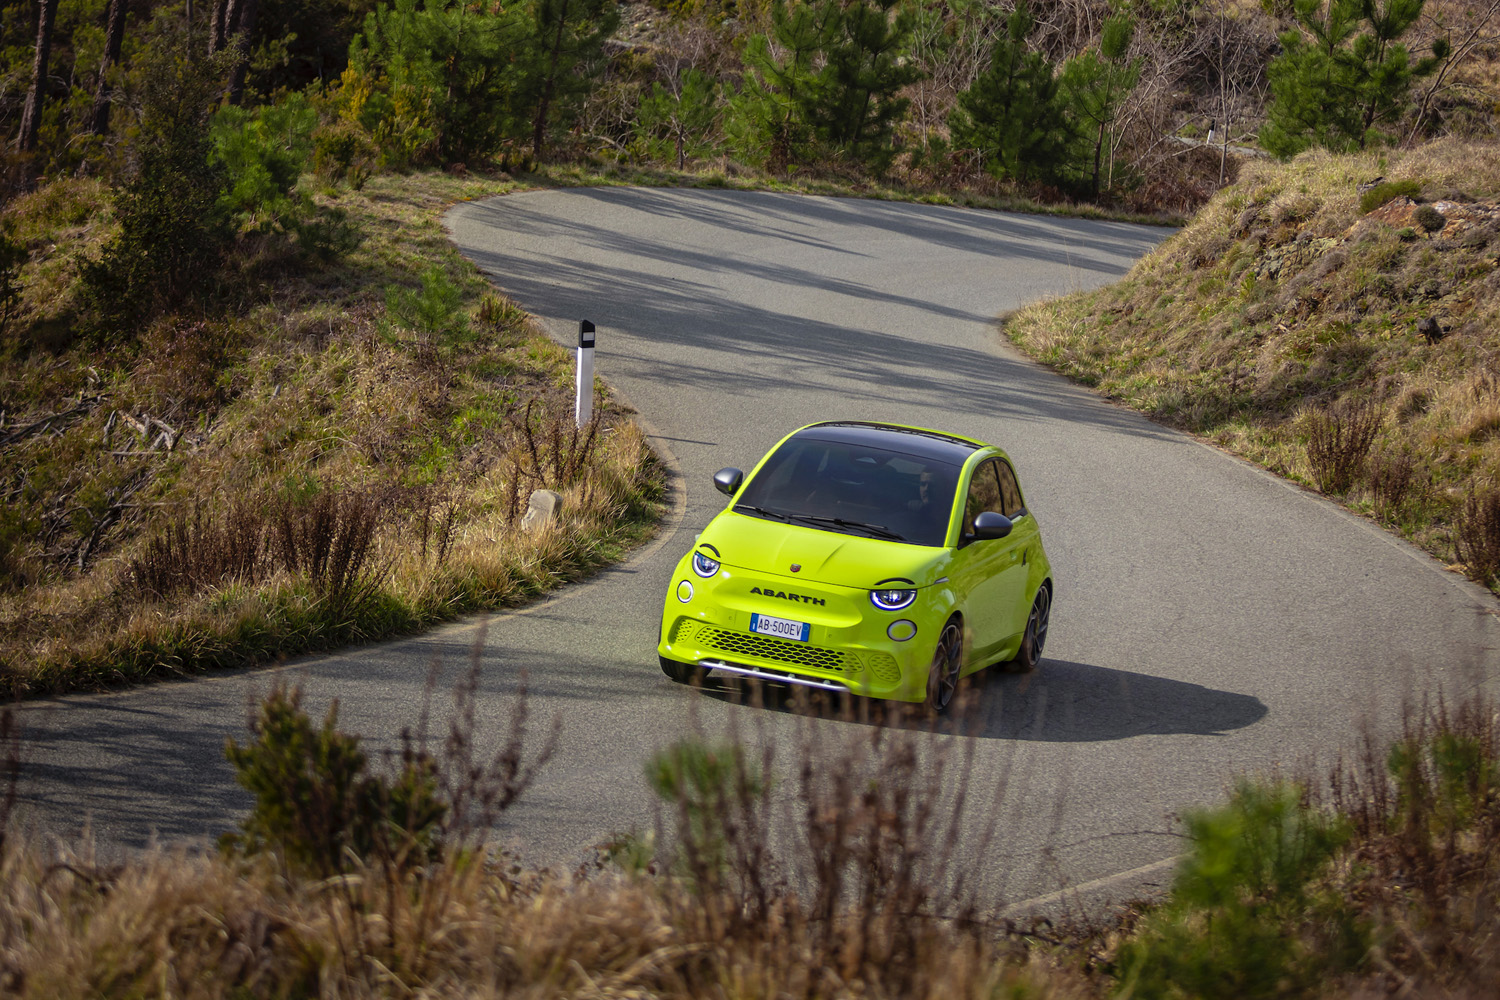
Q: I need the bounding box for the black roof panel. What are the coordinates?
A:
[793,421,985,466]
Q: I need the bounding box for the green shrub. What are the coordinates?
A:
[223,683,446,876]
[210,93,319,232]
[1413,204,1446,232]
[81,33,233,332]
[646,739,764,878]
[1358,178,1421,213]
[1114,781,1362,999]
[311,119,376,188]
[386,266,469,338]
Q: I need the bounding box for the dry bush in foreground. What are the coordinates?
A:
[1305,397,1383,495]
[6,684,1500,997]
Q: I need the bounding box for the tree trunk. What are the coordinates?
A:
[210,0,230,55]
[225,0,260,105]
[531,0,572,161]
[17,0,58,153]
[1091,119,1104,199]
[88,0,129,137]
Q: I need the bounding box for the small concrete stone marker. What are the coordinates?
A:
[521,489,562,532]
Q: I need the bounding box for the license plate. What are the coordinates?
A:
[749,613,811,642]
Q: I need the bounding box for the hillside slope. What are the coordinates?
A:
[1007,138,1500,586]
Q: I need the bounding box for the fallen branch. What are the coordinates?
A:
[0,405,90,448]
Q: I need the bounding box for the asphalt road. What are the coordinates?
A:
[14,189,1500,908]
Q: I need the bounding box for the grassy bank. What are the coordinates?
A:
[0,169,666,697]
[0,682,1496,998]
[1006,138,1500,589]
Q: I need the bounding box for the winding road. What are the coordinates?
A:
[14,189,1500,907]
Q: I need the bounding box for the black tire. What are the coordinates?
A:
[1006,585,1051,673]
[924,616,964,715]
[659,654,697,684]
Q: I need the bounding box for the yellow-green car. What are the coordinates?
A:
[658,421,1052,713]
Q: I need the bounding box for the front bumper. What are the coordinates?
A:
[657,559,940,702]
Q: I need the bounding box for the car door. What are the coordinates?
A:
[949,459,1027,661]
[994,458,1040,640]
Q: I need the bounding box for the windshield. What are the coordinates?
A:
[734,435,960,546]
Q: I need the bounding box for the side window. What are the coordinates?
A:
[963,460,1004,535]
[996,460,1025,517]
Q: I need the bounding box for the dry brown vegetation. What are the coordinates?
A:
[1007,137,1500,588]
[1,678,1499,999]
[0,170,666,696]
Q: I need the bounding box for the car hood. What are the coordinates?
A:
[699,511,947,588]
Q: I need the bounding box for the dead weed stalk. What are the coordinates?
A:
[1304,397,1383,495]
[1456,483,1500,584]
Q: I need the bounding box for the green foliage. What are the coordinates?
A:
[635,67,721,169]
[1358,177,1422,212]
[726,0,837,170]
[1115,781,1362,999]
[1261,0,1446,158]
[312,119,378,188]
[948,2,1071,183]
[1413,204,1446,231]
[805,0,922,171]
[1060,15,1142,197]
[387,265,470,338]
[224,684,446,877]
[1388,721,1500,840]
[81,28,234,334]
[210,93,319,231]
[345,0,533,165]
[729,0,921,173]
[646,738,764,876]
[514,0,621,159]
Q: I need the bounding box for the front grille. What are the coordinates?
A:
[669,617,700,646]
[866,652,901,684]
[671,618,860,675]
[700,627,858,673]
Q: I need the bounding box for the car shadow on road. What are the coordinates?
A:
[695,657,1268,742]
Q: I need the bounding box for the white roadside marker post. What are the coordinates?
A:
[575,320,596,429]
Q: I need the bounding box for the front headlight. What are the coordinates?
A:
[692,550,721,578]
[870,588,917,611]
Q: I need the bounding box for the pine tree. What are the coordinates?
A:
[515,0,619,160]
[636,68,721,169]
[1060,15,1141,199]
[1260,0,1445,157]
[947,1,1069,183]
[727,0,838,171]
[17,0,58,153]
[348,0,525,164]
[803,0,922,171]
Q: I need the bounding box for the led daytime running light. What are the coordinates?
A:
[692,550,721,578]
[870,588,917,611]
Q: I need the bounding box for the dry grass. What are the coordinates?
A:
[0,673,1089,1000]
[0,170,667,696]
[2,681,1500,998]
[1007,138,1500,587]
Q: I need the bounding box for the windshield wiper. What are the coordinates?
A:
[734,504,791,522]
[788,514,906,542]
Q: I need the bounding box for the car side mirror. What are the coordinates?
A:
[713,467,744,497]
[971,511,1013,541]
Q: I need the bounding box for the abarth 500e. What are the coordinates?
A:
[657,421,1052,713]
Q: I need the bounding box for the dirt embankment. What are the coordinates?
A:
[1008,138,1500,588]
